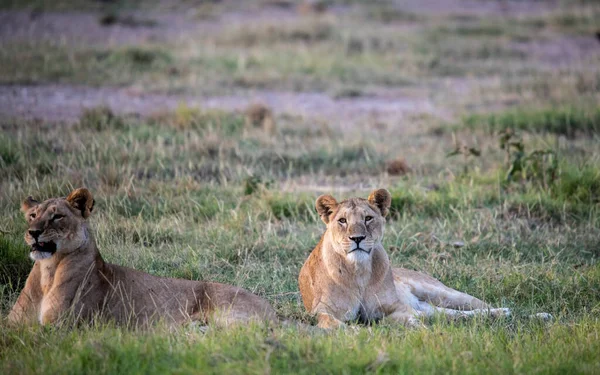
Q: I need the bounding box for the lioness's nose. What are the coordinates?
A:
[349,236,366,244]
[28,229,42,239]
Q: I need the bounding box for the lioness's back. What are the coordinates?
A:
[104,263,277,324]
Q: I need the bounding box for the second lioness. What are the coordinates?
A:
[299,189,512,329]
[8,188,277,327]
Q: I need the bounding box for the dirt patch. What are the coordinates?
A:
[0,10,203,46]
[0,84,439,129]
[0,2,329,47]
[391,0,556,17]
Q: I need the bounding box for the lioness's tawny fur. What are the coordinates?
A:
[299,189,513,329]
[8,188,277,327]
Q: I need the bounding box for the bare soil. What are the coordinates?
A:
[0,84,439,129]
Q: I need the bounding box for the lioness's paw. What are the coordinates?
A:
[529,312,553,321]
[406,317,427,329]
[340,324,361,334]
[188,321,210,334]
[490,308,511,318]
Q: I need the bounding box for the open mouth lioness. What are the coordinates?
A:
[9,188,278,327]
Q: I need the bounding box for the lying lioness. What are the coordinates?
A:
[8,188,277,327]
[299,189,517,329]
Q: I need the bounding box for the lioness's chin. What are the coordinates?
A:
[346,249,372,263]
[29,250,54,261]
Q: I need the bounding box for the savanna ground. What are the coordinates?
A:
[1,0,599,373]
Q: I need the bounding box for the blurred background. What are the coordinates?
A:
[1,0,598,129]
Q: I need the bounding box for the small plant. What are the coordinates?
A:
[386,158,412,176]
[500,129,558,188]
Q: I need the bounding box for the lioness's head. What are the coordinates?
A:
[315,189,391,262]
[21,188,95,261]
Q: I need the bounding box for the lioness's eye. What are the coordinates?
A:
[29,213,36,219]
[338,218,347,224]
[52,214,65,221]
[365,216,373,222]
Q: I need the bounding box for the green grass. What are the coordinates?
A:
[1,319,600,374]
[0,43,174,87]
[2,109,600,375]
[463,107,600,137]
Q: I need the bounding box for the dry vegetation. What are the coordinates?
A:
[0,0,599,373]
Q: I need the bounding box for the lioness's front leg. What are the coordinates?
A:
[383,302,425,328]
[386,310,425,328]
[317,312,346,329]
[39,285,85,325]
[39,292,71,325]
[311,296,356,329]
[8,286,41,325]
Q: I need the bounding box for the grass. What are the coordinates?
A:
[1,108,599,375]
[4,2,597,92]
[1,0,600,373]
[463,107,600,137]
[0,43,174,87]
[1,320,600,374]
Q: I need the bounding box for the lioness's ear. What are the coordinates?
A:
[368,189,392,217]
[66,188,95,218]
[315,194,338,224]
[21,196,39,213]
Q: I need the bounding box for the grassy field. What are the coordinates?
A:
[1,0,599,373]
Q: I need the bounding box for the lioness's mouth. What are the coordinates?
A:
[31,241,57,254]
[348,248,371,254]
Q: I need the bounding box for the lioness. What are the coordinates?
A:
[299,189,514,329]
[8,188,277,327]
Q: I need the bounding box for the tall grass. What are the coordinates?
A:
[463,107,600,137]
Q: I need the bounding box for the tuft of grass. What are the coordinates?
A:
[463,107,600,137]
[267,193,315,221]
[554,163,600,205]
[78,106,126,132]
